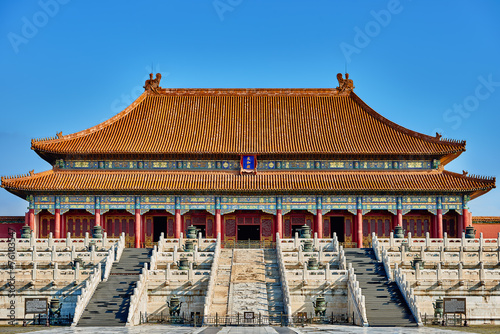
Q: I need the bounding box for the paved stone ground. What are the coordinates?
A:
[16,325,477,334]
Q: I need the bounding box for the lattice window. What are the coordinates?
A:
[226,219,236,237]
[262,218,273,237]
[207,218,213,238]
[323,218,330,238]
[284,219,292,238]
[291,216,305,226]
[167,218,174,237]
[345,218,352,237]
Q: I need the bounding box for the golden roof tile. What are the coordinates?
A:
[1,168,494,199]
[31,89,465,161]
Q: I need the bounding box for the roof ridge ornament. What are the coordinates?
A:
[336,73,354,94]
[144,73,167,94]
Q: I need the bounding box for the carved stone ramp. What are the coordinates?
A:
[228,249,269,316]
[77,248,151,326]
[264,249,285,318]
[210,249,233,316]
[344,248,417,327]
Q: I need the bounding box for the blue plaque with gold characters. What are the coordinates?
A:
[240,155,257,174]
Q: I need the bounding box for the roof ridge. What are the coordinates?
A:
[154,88,341,96]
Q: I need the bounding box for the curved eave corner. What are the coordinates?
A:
[349,92,467,163]
[30,90,150,163]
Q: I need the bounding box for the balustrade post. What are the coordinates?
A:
[189,262,194,281]
[436,262,442,283]
[165,263,171,280]
[32,262,37,280]
[173,245,178,262]
[479,262,485,283]
[53,262,59,280]
[48,232,53,247]
[66,232,71,247]
[75,261,80,281]
[51,246,56,262]
[458,262,463,282]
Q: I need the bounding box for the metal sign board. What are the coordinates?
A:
[444,298,466,314]
[25,298,47,314]
[244,311,254,319]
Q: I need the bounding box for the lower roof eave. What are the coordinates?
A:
[4,187,491,201]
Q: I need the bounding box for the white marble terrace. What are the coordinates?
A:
[373,232,500,324]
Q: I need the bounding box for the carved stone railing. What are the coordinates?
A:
[393,265,423,326]
[126,264,149,326]
[0,231,121,252]
[285,268,347,282]
[373,232,500,252]
[276,233,293,325]
[203,233,221,316]
[347,265,368,326]
[102,248,115,282]
[398,262,499,283]
[156,233,217,253]
[71,264,102,326]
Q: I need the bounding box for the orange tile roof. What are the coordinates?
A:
[1,168,494,199]
[31,89,465,161]
[472,216,500,223]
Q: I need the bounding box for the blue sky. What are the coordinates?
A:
[0,0,499,216]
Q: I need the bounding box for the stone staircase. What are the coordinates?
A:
[264,249,285,319]
[77,248,151,326]
[344,248,417,327]
[210,248,233,316]
[228,249,269,316]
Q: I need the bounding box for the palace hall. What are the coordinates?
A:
[1,74,496,247]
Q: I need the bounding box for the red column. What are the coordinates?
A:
[54,209,61,238]
[61,213,66,237]
[95,209,101,227]
[174,209,181,238]
[29,209,35,232]
[276,209,283,239]
[135,209,141,248]
[397,209,403,227]
[431,215,437,238]
[437,209,443,238]
[215,209,221,239]
[356,209,363,248]
[463,208,469,230]
[316,210,323,239]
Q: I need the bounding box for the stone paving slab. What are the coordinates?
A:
[292,325,476,334]
[18,325,478,334]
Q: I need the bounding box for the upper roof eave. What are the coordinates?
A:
[30,87,466,161]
